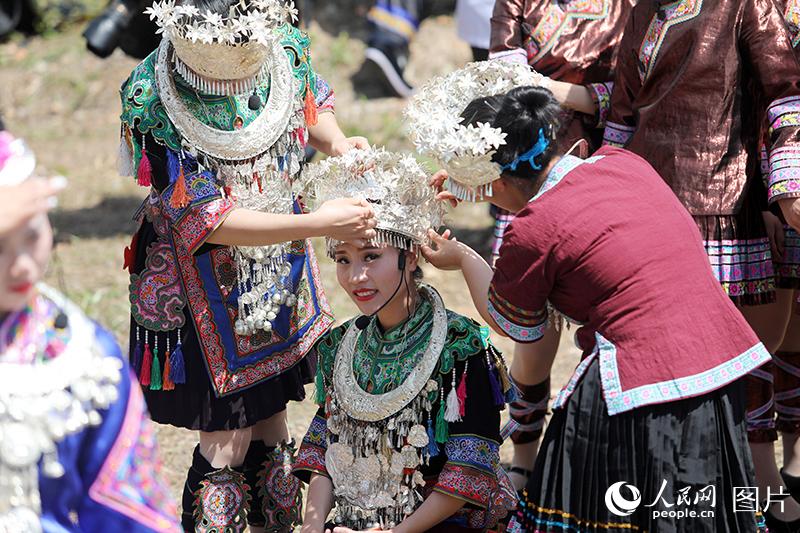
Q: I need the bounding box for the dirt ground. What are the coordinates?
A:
[0,11,581,513]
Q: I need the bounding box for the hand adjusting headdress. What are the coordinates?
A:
[301,147,445,257]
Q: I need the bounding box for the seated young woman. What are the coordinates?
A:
[292,148,517,533]
[412,66,771,531]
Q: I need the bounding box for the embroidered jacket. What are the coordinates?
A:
[119,24,335,397]
[604,0,800,215]
[2,289,179,531]
[490,0,635,139]
[293,296,517,530]
[488,147,771,415]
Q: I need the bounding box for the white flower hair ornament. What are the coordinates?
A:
[301,148,446,257]
[145,0,296,44]
[404,61,548,202]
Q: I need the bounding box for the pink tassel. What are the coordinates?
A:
[457,369,468,418]
[137,150,153,187]
[140,343,152,386]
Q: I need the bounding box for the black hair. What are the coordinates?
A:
[181,0,237,15]
[461,85,562,181]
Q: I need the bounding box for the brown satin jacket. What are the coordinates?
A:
[604,0,800,216]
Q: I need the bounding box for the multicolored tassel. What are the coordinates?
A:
[444,368,461,423]
[169,336,186,384]
[123,231,138,273]
[169,164,190,209]
[150,347,162,391]
[489,365,505,407]
[456,362,468,418]
[131,338,143,375]
[166,149,181,183]
[426,417,439,458]
[162,350,175,391]
[117,130,135,177]
[435,387,449,444]
[140,341,153,386]
[137,144,153,187]
[303,82,318,126]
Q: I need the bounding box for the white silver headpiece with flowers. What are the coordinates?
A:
[404,61,545,202]
[301,148,445,257]
[146,0,297,87]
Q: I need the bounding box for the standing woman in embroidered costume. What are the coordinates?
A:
[488,0,636,492]
[751,0,800,514]
[412,62,771,531]
[598,0,800,527]
[291,148,517,533]
[118,0,377,530]
[0,130,180,531]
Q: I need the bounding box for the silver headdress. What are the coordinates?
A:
[145,0,297,89]
[301,148,445,257]
[404,61,546,202]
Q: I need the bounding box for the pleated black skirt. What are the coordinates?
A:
[512,358,767,533]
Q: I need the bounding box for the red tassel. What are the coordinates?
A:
[162,350,175,390]
[253,172,263,194]
[457,370,468,418]
[137,150,152,187]
[123,232,139,273]
[169,167,190,209]
[140,343,153,386]
[304,83,318,127]
[294,127,307,148]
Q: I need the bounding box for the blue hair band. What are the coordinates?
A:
[500,128,550,172]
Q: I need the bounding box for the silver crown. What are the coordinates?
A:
[404,61,546,201]
[145,0,296,80]
[300,148,445,256]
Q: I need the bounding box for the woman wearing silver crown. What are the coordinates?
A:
[0,130,180,531]
[291,148,517,533]
[412,63,770,531]
[118,0,377,529]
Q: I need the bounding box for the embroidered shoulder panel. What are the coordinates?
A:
[637,0,703,83]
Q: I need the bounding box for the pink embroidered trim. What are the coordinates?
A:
[88,382,179,531]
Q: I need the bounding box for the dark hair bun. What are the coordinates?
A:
[490,85,562,179]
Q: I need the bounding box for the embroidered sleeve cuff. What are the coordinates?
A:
[161,171,235,254]
[315,75,336,114]
[488,286,546,343]
[602,121,636,148]
[587,82,613,129]
[433,435,501,509]
[489,49,528,65]
[767,147,800,202]
[292,415,329,482]
[292,443,329,481]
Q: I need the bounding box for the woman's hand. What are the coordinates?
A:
[421,228,474,271]
[778,197,800,234]
[312,198,377,242]
[329,136,370,157]
[0,177,66,235]
[428,169,460,208]
[763,210,785,262]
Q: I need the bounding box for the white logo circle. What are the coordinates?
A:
[605,481,642,516]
